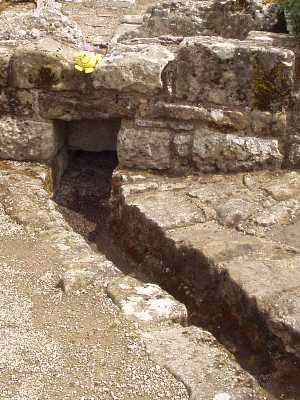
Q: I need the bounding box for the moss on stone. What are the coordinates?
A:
[252,57,292,111]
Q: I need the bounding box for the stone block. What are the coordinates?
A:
[37,89,138,121]
[93,43,175,95]
[68,118,120,152]
[165,36,294,111]
[0,116,65,161]
[0,43,15,87]
[117,121,172,170]
[192,127,283,172]
[148,102,287,137]
[142,0,278,40]
[10,38,84,92]
[107,276,187,325]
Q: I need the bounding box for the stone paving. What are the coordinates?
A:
[111,167,300,395]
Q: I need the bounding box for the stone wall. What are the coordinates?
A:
[0,10,300,176]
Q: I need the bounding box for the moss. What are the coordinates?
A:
[43,166,54,195]
[252,57,292,111]
[38,65,60,88]
[234,0,251,12]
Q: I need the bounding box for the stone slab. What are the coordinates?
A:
[107,275,188,325]
[143,326,269,400]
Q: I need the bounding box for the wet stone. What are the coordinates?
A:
[107,276,188,325]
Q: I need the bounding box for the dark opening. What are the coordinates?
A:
[54,117,130,267]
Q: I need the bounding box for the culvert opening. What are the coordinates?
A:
[54,118,300,400]
[54,117,120,244]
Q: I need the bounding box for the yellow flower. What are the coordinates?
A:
[73,51,103,74]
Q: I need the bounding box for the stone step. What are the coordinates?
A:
[111,168,300,361]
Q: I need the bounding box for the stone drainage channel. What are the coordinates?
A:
[54,150,300,400]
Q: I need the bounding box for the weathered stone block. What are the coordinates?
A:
[192,127,283,172]
[117,121,172,170]
[147,102,287,137]
[37,89,139,121]
[93,43,175,95]
[165,36,294,111]
[142,0,279,40]
[107,275,187,325]
[0,116,65,161]
[68,118,120,152]
[10,38,83,92]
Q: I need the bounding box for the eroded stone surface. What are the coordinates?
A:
[93,43,175,94]
[164,36,294,111]
[118,120,172,169]
[0,2,83,45]
[107,275,188,325]
[143,326,269,400]
[0,116,65,161]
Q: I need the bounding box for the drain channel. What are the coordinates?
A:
[54,151,300,400]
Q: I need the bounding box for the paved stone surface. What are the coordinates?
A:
[111,168,300,362]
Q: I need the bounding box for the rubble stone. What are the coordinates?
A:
[139,0,279,40]
[0,3,83,45]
